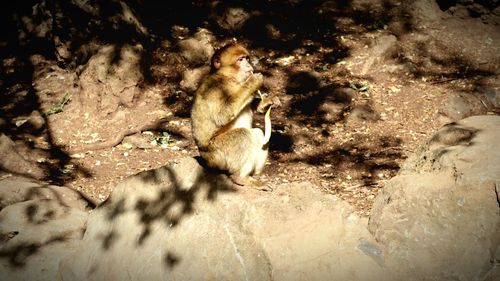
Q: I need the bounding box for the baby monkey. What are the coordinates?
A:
[191,43,273,190]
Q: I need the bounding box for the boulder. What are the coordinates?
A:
[0,176,94,211]
[437,93,487,124]
[177,28,214,66]
[78,44,144,116]
[360,34,398,76]
[0,134,45,180]
[0,176,91,281]
[59,157,393,281]
[3,115,499,281]
[369,115,500,281]
[406,0,444,24]
[211,6,251,32]
[179,65,210,93]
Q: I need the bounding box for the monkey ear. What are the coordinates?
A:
[213,59,221,69]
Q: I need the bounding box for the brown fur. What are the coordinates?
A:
[191,43,272,190]
[211,43,249,70]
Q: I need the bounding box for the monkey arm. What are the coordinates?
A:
[227,73,263,117]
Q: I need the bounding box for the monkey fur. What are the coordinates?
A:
[191,43,272,190]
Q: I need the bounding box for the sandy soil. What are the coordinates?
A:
[1,0,499,216]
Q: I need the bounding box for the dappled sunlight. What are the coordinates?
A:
[1,0,499,215]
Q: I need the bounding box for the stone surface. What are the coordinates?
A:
[0,176,91,281]
[369,115,500,281]
[121,133,154,149]
[438,93,487,124]
[178,28,214,66]
[0,134,45,179]
[408,0,444,24]
[0,176,94,210]
[360,34,398,76]
[2,116,499,281]
[179,65,210,93]
[212,6,251,32]
[59,157,393,281]
[482,87,500,109]
[79,44,144,116]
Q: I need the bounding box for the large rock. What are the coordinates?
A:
[59,157,393,281]
[177,28,214,66]
[0,176,92,281]
[78,44,144,116]
[406,0,444,24]
[4,115,499,281]
[360,34,398,76]
[437,93,488,124]
[0,134,45,180]
[369,115,500,281]
[0,176,94,210]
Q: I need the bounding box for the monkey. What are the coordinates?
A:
[191,43,273,190]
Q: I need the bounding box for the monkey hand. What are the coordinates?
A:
[252,72,264,82]
[256,97,273,113]
[246,73,264,89]
[256,96,280,113]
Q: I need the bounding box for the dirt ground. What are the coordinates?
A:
[1,0,499,216]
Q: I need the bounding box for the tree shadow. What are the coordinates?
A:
[436,0,500,14]
[430,122,479,147]
[0,178,92,268]
[286,75,356,126]
[2,0,495,200]
[92,157,237,270]
[0,231,74,268]
[0,54,94,184]
[0,0,172,185]
[0,178,95,211]
[287,134,404,185]
[405,41,496,87]
[2,1,498,275]
[0,157,234,271]
[0,0,415,186]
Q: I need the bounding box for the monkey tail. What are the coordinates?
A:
[263,106,272,147]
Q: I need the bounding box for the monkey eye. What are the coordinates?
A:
[237,56,248,62]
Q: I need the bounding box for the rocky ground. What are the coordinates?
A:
[1,1,500,280]
[2,0,499,216]
[1,115,499,281]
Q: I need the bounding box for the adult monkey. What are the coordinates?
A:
[191,43,273,190]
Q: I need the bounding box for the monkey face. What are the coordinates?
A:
[211,43,254,83]
[235,55,253,83]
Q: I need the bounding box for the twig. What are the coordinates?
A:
[429,78,458,85]
[344,181,383,191]
[65,118,169,154]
